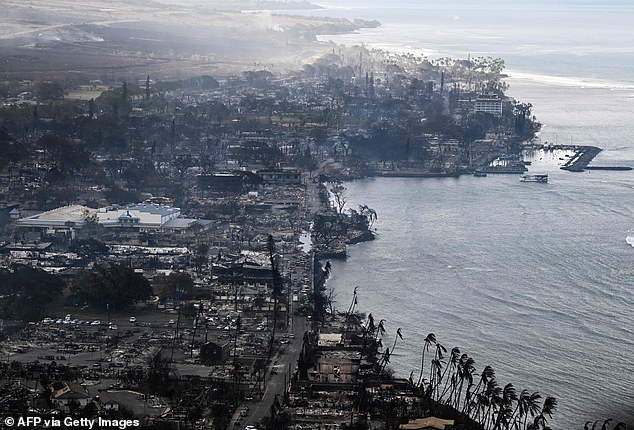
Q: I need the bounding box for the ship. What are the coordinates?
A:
[520,173,549,183]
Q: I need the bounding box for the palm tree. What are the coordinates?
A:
[510,389,530,430]
[428,357,444,402]
[379,347,391,374]
[494,404,514,430]
[464,365,495,417]
[438,347,461,402]
[344,286,358,334]
[361,313,375,357]
[392,327,404,353]
[380,328,403,375]
[452,354,475,411]
[474,390,492,426]
[482,380,502,429]
[492,383,517,430]
[522,392,542,430]
[529,396,556,430]
[417,333,436,387]
[364,313,375,334]
[375,319,386,342]
[267,235,282,357]
[429,342,447,400]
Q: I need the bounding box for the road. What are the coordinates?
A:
[228,314,308,429]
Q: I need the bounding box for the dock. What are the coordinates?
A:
[559,146,602,172]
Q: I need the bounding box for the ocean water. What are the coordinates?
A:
[300,1,634,428]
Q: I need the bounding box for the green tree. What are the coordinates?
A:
[37,133,89,172]
[193,243,209,272]
[0,265,65,321]
[34,81,64,101]
[165,271,194,300]
[72,264,152,310]
[69,238,108,261]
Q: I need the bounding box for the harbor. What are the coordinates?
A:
[558,145,602,171]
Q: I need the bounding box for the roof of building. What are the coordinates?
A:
[95,391,121,405]
[118,211,140,220]
[399,417,455,430]
[50,382,90,400]
[16,203,196,230]
[162,218,197,229]
[16,205,92,228]
[318,333,343,347]
[126,203,180,216]
[94,390,165,417]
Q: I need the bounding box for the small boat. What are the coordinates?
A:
[520,173,548,183]
[473,170,487,177]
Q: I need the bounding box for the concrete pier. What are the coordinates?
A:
[559,145,602,172]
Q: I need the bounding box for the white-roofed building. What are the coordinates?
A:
[16,203,201,234]
[95,204,180,229]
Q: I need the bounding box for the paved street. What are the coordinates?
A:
[229,314,308,429]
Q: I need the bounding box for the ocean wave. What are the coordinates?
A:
[506,70,634,90]
[462,266,495,272]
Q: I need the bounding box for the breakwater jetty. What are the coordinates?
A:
[586,166,633,171]
[558,145,602,172]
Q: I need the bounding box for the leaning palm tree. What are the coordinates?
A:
[464,365,496,417]
[452,354,475,411]
[375,319,386,342]
[482,380,502,429]
[474,391,492,426]
[529,396,557,430]
[427,341,447,400]
[344,286,359,334]
[541,396,557,421]
[428,357,445,402]
[492,383,517,430]
[267,234,283,357]
[438,347,461,402]
[494,404,515,430]
[417,333,436,387]
[392,327,404,353]
[380,328,403,375]
[510,389,530,430]
[364,313,375,335]
[361,313,375,357]
[522,392,542,430]
[378,347,391,374]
